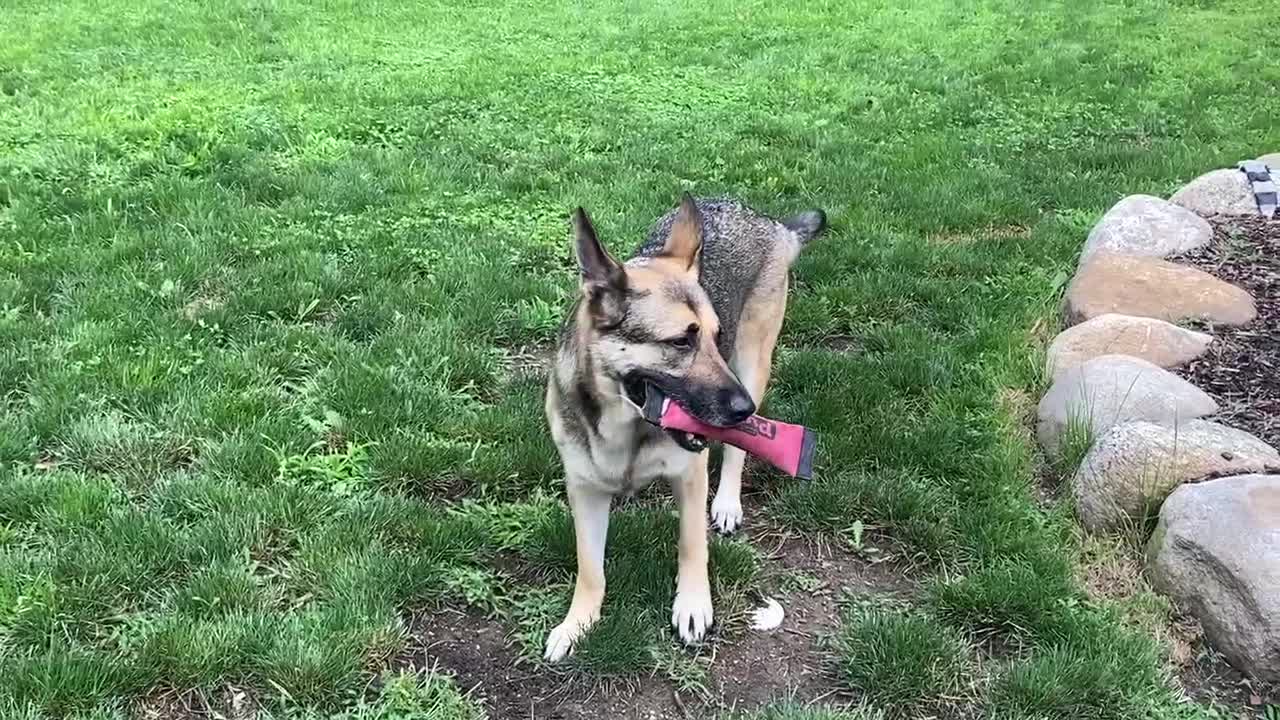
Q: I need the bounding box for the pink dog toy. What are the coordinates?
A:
[642,388,817,480]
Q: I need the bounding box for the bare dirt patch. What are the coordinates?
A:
[703,526,917,715]
[404,495,914,719]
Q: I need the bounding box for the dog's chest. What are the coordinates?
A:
[575,416,694,495]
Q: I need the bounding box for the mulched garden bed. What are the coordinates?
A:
[1173,215,1280,448]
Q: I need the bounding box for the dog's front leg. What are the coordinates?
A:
[544,482,611,661]
[672,451,714,644]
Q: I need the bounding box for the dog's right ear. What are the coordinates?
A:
[572,207,627,327]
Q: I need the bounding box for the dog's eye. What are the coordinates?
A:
[665,324,698,349]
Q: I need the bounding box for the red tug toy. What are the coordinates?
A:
[641,386,817,480]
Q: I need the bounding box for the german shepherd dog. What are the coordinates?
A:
[543,195,826,660]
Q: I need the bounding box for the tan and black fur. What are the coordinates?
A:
[544,194,826,660]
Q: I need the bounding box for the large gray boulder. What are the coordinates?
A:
[1036,354,1218,456]
[1080,195,1211,263]
[1064,253,1256,327]
[1073,420,1280,532]
[1148,474,1280,682]
[1045,313,1212,381]
[1170,168,1259,216]
[1257,152,1280,169]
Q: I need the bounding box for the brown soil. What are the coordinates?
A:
[405,507,916,720]
[1178,626,1279,714]
[701,526,917,714]
[1165,213,1280,713]
[1173,215,1280,448]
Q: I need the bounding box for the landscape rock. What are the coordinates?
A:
[1045,313,1212,381]
[1170,168,1259,216]
[1064,253,1256,327]
[1148,474,1280,682]
[1258,152,1280,170]
[1073,420,1280,532]
[1037,354,1217,456]
[1080,195,1212,263]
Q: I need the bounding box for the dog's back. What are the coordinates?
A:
[636,198,826,358]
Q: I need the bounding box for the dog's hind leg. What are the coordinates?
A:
[711,286,786,535]
[545,483,611,661]
[672,450,715,644]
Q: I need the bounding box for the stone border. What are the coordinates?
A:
[1035,153,1280,683]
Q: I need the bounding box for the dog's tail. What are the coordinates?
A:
[782,209,828,246]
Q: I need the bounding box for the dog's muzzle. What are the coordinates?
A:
[638,382,708,453]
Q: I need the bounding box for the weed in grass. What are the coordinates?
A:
[651,641,713,700]
[1142,700,1239,720]
[780,571,825,595]
[506,584,569,663]
[284,668,486,720]
[447,491,562,552]
[834,606,970,713]
[438,566,500,611]
[272,438,376,501]
[362,668,486,720]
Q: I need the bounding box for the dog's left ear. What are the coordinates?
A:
[660,193,703,271]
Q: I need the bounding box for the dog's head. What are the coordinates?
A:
[570,195,755,429]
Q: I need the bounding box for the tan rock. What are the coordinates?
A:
[1036,355,1218,457]
[1046,314,1212,380]
[1064,253,1256,327]
[1170,168,1258,216]
[1073,420,1280,532]
[1258,152,1280,169]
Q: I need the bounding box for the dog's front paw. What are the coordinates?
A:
[710,493,744,534]
[544,617,591,662]
[671,586,714,645]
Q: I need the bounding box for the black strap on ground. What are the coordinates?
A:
[1238,160,1277,218]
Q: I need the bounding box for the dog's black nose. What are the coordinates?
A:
[722,388,756,425]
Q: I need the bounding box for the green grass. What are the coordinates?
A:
[835,606,969,713]
[2,0,1278,717]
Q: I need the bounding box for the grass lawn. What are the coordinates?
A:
[2,0,1277,718]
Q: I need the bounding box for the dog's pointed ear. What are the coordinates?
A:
[572,207,627,326]
[661,193,703,271]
